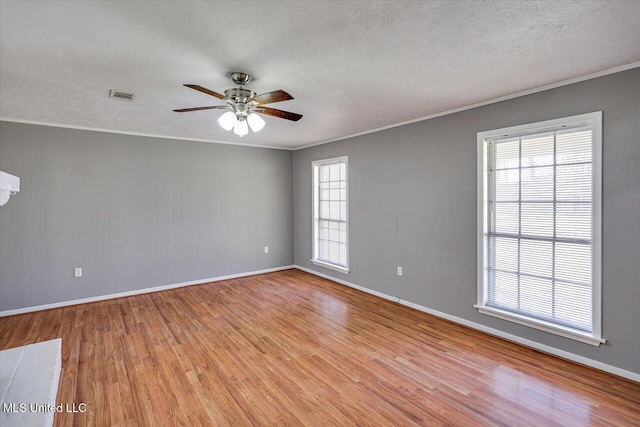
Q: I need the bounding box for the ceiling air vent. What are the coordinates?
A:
[108,90,134,101]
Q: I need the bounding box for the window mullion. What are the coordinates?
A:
[552,131,557,319]
[517,136,522,311]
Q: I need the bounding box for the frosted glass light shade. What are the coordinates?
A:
[218,111,237,131]
[247,113,265,132]
[233,118,248,137]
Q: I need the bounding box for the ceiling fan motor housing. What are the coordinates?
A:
[224,87,256,103]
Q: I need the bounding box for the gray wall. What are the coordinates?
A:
[293,68,640,374]
[0,122,293,311]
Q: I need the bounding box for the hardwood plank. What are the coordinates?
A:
[0,269,638,426]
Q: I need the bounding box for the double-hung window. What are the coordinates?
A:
[312,156,349,273]
[476,112,603,345]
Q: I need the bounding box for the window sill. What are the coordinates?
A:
[474,305,605,346]
[311,259,350,274]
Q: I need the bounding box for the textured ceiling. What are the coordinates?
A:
[1,1,639,149]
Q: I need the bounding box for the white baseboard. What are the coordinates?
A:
[295,265,400,302]
[294,265,640,383]
[0,265,295,317]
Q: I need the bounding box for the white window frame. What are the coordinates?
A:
[312,156,349,274]
[476,112,604,346]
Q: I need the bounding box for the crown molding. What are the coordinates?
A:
[0,118,292,151]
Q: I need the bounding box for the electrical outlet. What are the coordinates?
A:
[397,266,403,276]
[74,268,82,278]
[264,246,269,254]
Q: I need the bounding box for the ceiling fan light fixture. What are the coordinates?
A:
[176,72,302,138]
[218,110,237,131]
[247,113,265,132]
[233,117,249,137]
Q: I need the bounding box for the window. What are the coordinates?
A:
[476,112,603,345]
[312,156,349,273]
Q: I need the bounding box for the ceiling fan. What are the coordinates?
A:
[174,72,302,137]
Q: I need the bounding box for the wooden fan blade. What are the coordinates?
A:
[250,90,293,105]
[184,84,228,100]
[259,107,303,121]
[173,106,228,113]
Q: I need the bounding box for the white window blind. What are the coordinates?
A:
[312,157,348,272]
[477,113,603,345]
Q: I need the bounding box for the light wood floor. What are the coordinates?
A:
[1,269,638,426]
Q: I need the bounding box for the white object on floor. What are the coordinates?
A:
[0,339,62,427]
